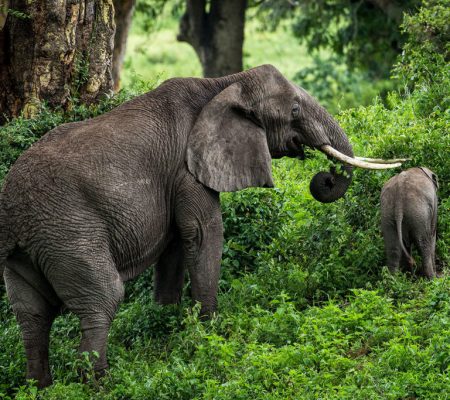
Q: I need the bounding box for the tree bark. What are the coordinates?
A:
[112,0,135,91]
[367,0,404,23]
[0,1,8,30]
[178,0,247,77]
[0,0,115,122]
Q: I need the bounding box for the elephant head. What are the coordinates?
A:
[187,65,401,202]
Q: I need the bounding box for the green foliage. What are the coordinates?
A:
[6,8,31,20]
[0,89,141,184]
[71,52,91,97]
[256,0,421,78]
[293,55,395,114]
[64,351,100,386]
[133,0,176,33]
[394,0,449,84]
[221,188,288,275]
[392,0,450,115]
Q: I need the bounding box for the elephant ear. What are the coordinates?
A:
[419,167,439,189]
[186,82,274,192]
[430,171,439,189]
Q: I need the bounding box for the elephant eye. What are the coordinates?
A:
[292,103,300,118]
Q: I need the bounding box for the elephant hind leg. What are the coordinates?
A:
[415,235,437,279]
[47,250,124,376]
[78,313,115,374]
[4,263,60,388]
[382,227,402,274]
[154,235,185,305]
[400,240,414,273]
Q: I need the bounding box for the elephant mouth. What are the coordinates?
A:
[284,136,306,159]
[270,138,305,159]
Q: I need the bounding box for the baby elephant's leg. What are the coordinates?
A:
[416,235,437,278]
[382,223,402,273]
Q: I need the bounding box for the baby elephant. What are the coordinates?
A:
[380,167,439,278]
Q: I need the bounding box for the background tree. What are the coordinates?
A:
[0,0,115,122]
[113,0,136,91]
[257,0,421,78]
[177,0,247,77]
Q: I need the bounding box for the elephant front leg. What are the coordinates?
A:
[182,218,223,316]
[175,172,223,317]
[154,237,185,305]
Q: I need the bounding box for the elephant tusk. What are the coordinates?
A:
[320,145,404,169]
[354,156,411,164]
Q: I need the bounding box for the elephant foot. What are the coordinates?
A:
[79,365,107,385]
[154,291,182,305]
[387,265,400,274]
[27,371,53,389]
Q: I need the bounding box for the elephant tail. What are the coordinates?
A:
[395,213,415,268]
[0,194,16,281]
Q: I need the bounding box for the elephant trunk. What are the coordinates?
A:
[309,116,354,203]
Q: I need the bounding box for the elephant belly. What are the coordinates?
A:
[115,228,172,282]
[108,200,173,281]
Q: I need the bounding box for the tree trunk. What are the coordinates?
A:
[0,1,8,30]
[178,0,246,77]
[0,0,115,123]
[367,0,404,23]
[112,0,135,91]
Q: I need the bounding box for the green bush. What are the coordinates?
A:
[293,55,395,114]
[0,90,139,185]
[394,0,449,86]
[393,0,450,116]
[221,188,289,276]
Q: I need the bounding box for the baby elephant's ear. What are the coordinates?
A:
[432,173,439,189]
[421,167,439,189]
[186,82,274,192]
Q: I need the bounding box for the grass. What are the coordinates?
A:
[122,23,201,85]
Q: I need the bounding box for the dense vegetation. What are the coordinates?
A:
[0,1,449,398]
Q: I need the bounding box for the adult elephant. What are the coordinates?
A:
[0,65,401,388]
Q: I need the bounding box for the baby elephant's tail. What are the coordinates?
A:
[0,194,16,281]
[396,214,415,268]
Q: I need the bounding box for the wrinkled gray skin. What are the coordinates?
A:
[0,65,354,388]
[381,167,439,278]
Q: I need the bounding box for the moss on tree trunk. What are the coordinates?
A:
[0,0,115,122]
